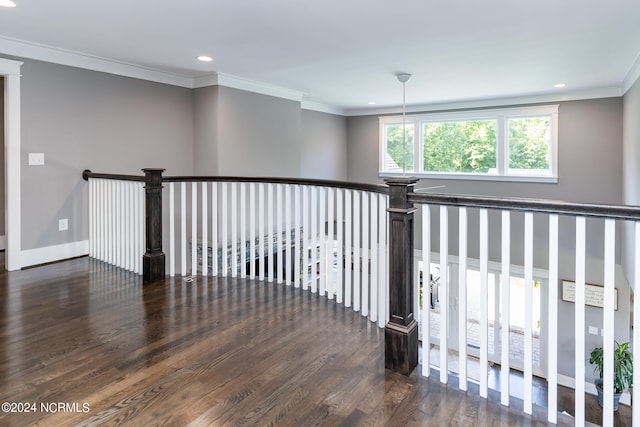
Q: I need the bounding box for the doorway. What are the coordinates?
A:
[420,260,547,380]
[1,76,5,253]
[1,57,23,271]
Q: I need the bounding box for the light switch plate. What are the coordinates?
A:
[59,218,68,231]
[588,326,598,335]
[28,153,45,166]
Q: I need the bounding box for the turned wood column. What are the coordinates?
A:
[143,168,166,283]
[385,177,419,375]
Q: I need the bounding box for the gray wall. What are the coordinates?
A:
[346,97,628,380]
[14,59,350,254]
[301,110,347,180]
[623,77,640,289]
[193,86,347,181]
[193,85,219,175]
[19,59,195,250]
[217,87,301,177]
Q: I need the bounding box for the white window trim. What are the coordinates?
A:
[379,105,559,183]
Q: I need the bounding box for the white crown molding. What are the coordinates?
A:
[1,35,632,115]
[301,100,346,116]
[0,36,193,87]
[623,52,640,94]
[344,87,623,117]
[193,72,304,103]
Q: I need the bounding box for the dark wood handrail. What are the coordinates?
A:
[162,175,389,194]
[83,170,389,195]
[82,170,146,182]
[83,169,640,220]
[410,192,640,221]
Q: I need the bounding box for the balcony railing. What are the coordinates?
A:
[83,169,640,426]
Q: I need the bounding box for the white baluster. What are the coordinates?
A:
[370,193,378,321]
[169,182,175,277]
[231,182,238,277]
[192,182,198,275]
[249,183,256,279]
[88,179,94,258]
[268,183,274,283]
[240,182,246,278]
[479,208,488,397]
[327,187,335,299]
[440,205,449,384]
[310,186,318,292]
[524,212,533,415]
[202,182,208,275]
[362,192,369,317]
[136,182,144,274]
[336,188,344,303]
[221,182,228,277]
[602,219,616,426]
[285,184,292,286]
[574,216,586,426]
[353,191,361,311]
[345,190,352,307]
[547,214,559,424]
[277,184,284,284]
[294,185,301,288]
[319,187,326,296]
[459,207,468,390]
[124,182,131,271]
[422,204,431,377]
[500,210,511,404]
[259,183,266,281]
[379,194,387,327]
[211,182,218,276]
[181,182,187,276]
[115,181,121,267]
[302,186,309,290]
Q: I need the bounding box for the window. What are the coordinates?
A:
[380,105,558,182]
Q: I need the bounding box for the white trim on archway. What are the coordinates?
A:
[1,57,23,271]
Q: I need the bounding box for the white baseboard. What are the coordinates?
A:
[21,240,89,268]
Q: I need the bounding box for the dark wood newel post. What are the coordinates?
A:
[143,168,166,283]
[384,177,419,375]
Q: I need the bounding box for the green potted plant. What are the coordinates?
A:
[588,341,633,411]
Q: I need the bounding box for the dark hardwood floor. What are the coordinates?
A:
[0,256,623,426]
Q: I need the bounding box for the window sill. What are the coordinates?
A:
[378,172,558,184]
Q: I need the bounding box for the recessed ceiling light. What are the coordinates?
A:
[368,101,376,105]
[554,83,566,88]
[0,0,16,7]
[197,55,213,62]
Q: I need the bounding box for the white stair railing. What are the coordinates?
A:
[162,177,390,327]
[84,169,640,426]
[87,176,145,274]
[413,191,640,426]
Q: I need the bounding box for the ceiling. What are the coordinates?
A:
[1,0,639,115]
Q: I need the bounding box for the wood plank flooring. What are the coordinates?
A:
[0,256,618,426]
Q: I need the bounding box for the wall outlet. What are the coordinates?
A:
[59,218,68,231]
[588,326,598,335]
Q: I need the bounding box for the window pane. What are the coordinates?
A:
[423,120,496,173]
[508,116,550,175]
[385,123,414,172]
